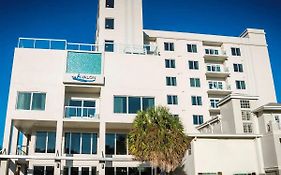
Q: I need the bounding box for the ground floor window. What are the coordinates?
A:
[63,167,96,175]
[33,166,54,175]
[106,133,128,155]
[64,132,98,155]
[105,167,153,175]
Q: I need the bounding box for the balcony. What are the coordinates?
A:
[18,38,158,55]
[207,82,232,95]
[205,65,230,78]
[209,106,220,113]
[204,48,228,62]
[65,106,98,119]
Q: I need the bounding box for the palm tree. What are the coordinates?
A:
[128,106,190,174]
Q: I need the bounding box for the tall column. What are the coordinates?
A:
[55,120,63,175]
[99,121,106,175]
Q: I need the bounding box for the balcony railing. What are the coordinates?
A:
[0,148,6,155]
[17,38,158,55]
[17,145,28,155]
[65,106,97,119]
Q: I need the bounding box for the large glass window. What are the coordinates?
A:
[35,132,56,153]
[190,78,200,87]
[191,96,202,106]
[142,98,155,110]
[187,44,197,53]
[106,133,128,155]
[129,97,141,114]
[231,47,241,56]
[116,134,127,155]
[106,0,114,8]
[65,99,96,118]
[188,61,199,70]
[208,81,223,90]
[236,80,246,90]
[166,77,177,86]
[34,166,54,175]
[82,133,91,154]
[165,59,175,68]
[114,96,127,113]
[193,115,204,125]
[167,95,178,105]
[105,18,114,29]
[114,96,155,114]
[207,65,221,72]
[106,167,115,175]
[233,63,244,72]
[164,42,174,51]
[64,133,98,155]
[105,133,115,155]
[105,40,114,52]
[129,168,139,175]
[17,92,46,111]
[82,167,90,175]
[116,167,128,175]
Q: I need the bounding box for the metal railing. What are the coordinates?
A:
[0,148,6,155]
[206,66,229,73]
[17,38,158,55]
[17,145,28,155]
[65,106,97,118]
[18,38,100,52]
[208,83,231,91]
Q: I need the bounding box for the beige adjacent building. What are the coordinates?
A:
[0,0,280,175]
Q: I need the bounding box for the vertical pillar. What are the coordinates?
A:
[99,121,106,175]
[55,120,63,175]
[255,138,265,174]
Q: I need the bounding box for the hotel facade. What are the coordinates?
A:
[1,0,281,174]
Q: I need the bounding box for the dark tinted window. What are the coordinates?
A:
[35,132,47,153]
[106,134,115,154]
[105,18,114,29]
[128,97,141,114]
[106,0,114,8]
[116,134,127,155]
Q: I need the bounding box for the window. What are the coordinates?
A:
[34,166,54,175]
[231,47,241,56]
[242,111,251,121]
[233,64,244,72]
[243,123,253,133]
[65,99,96,118]
[166,77,177,86]
[106,133,128,155]
[106,0,114,8]
[210,99,219,108]
[240,100,250,108]
[190,78,201,87]
[114,96,155,114]
[164,42,174,51]
[16,92,46,111]
[128,97,141,114]
[105,40,114,52]
[114,96,127,113]
[236,80,246,90]
[187,44,197,53]
[193,115,204,125]
[208,81,223,90]
[188,61,199,70]
[105,18,114,29]
[35,132,56,153]
[64,167,95,175]
[64,133,98,155]
[165,59,175,68]
[167,95,178,105]
[207,65,221,72]
[205,49,219,55]
[191,96,202,106]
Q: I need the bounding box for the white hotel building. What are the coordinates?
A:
[1,0,281,175]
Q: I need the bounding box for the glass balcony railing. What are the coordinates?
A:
[65,106,97,118]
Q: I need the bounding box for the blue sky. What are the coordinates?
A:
[0,0,281,145]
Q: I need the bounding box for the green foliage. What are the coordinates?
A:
[128,106,190,173]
